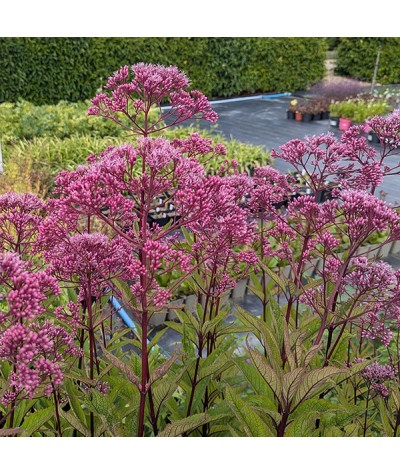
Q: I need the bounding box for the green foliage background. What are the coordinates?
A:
[0,37,327,104]
[336,38,400,83]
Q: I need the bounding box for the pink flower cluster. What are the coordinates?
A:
[88,63,217,136]
[43,232,137,296]
[0,253,80,403]
[0,253,57,324]
[0,192,45,256]
[361,362,396,381]
[367,109,400,149]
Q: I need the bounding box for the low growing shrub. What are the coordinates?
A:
[0,100,159,143]
[1,128,271,197]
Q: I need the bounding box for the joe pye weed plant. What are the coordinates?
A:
[1,64,400,437]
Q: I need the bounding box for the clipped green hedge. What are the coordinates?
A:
[0,38,327,104]
[336,38,400,84]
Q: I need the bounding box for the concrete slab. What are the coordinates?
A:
[181,97,400,204]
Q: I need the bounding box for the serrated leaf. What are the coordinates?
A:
[285,412,316,437]
[302,343,323,367]
[235,359,271,395]
[60,408,90,437]
[151,381,178,418]
[99,344,140,389]
[158,412,225,437]
[248,348,282,401]
[225,386,273,437]
[259,262,288,292]
[282,368,305,404]
[21,407,54,436]
[65,379,87,426]
[150,351,179,384]
[282,322,296,371]
[175,308,200,332]
[377,398,393,436]
[292,398,340,417]
[198,356,232,381]
[294,367,346,407]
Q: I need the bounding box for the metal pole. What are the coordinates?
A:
[371,46,381,93]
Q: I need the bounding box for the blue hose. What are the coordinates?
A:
[110,296,137,330]
[110,296,152,345]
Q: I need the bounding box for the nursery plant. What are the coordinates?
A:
[1,63,400,437]
[0,128,270,198]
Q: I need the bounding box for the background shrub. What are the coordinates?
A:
[1,127,271,197]
[336,38,400,84]
[0,100,158,142]
[0,37,327,104]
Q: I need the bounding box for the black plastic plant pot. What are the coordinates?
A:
[321,111,330,120]
[313,112,322,121]
[330,116,339,127]
[287,110,295,120]
[302,113,313,122]
[272,199,289,210]
[316,189,333,203]
[368,132,380,144]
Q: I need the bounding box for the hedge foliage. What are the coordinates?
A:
[336,38,400,84]
[0,38,327,104]
[0,100,158,142]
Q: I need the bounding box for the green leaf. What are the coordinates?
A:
[150,351,179,384]
[158,412,226,437]
[13,400,36,427]
[151,381,178,419]
[99,344,140,389]
[148,327,169,351]
[294,367,346,407]
[282,322,296,371]
[60,408,90,437]
[248,348,282,401]
[282,368,305,404]
[112,278,135,308]
[21,407,54,436]
[225,386,273,437]
[377,398,394,436]
[235,359,271,395]
[198,356,232,381]
[302,343,323,367]
[175,308,200,332]
[285,413,316,437]
[65,380,87,426]
[259,262,288,292]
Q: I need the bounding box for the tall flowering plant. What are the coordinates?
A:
[41,63,256,436]
[2,63,400,437]
[228,120,400,437]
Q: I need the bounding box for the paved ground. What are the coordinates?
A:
[184,96,400,204]
[143,97,400,353]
